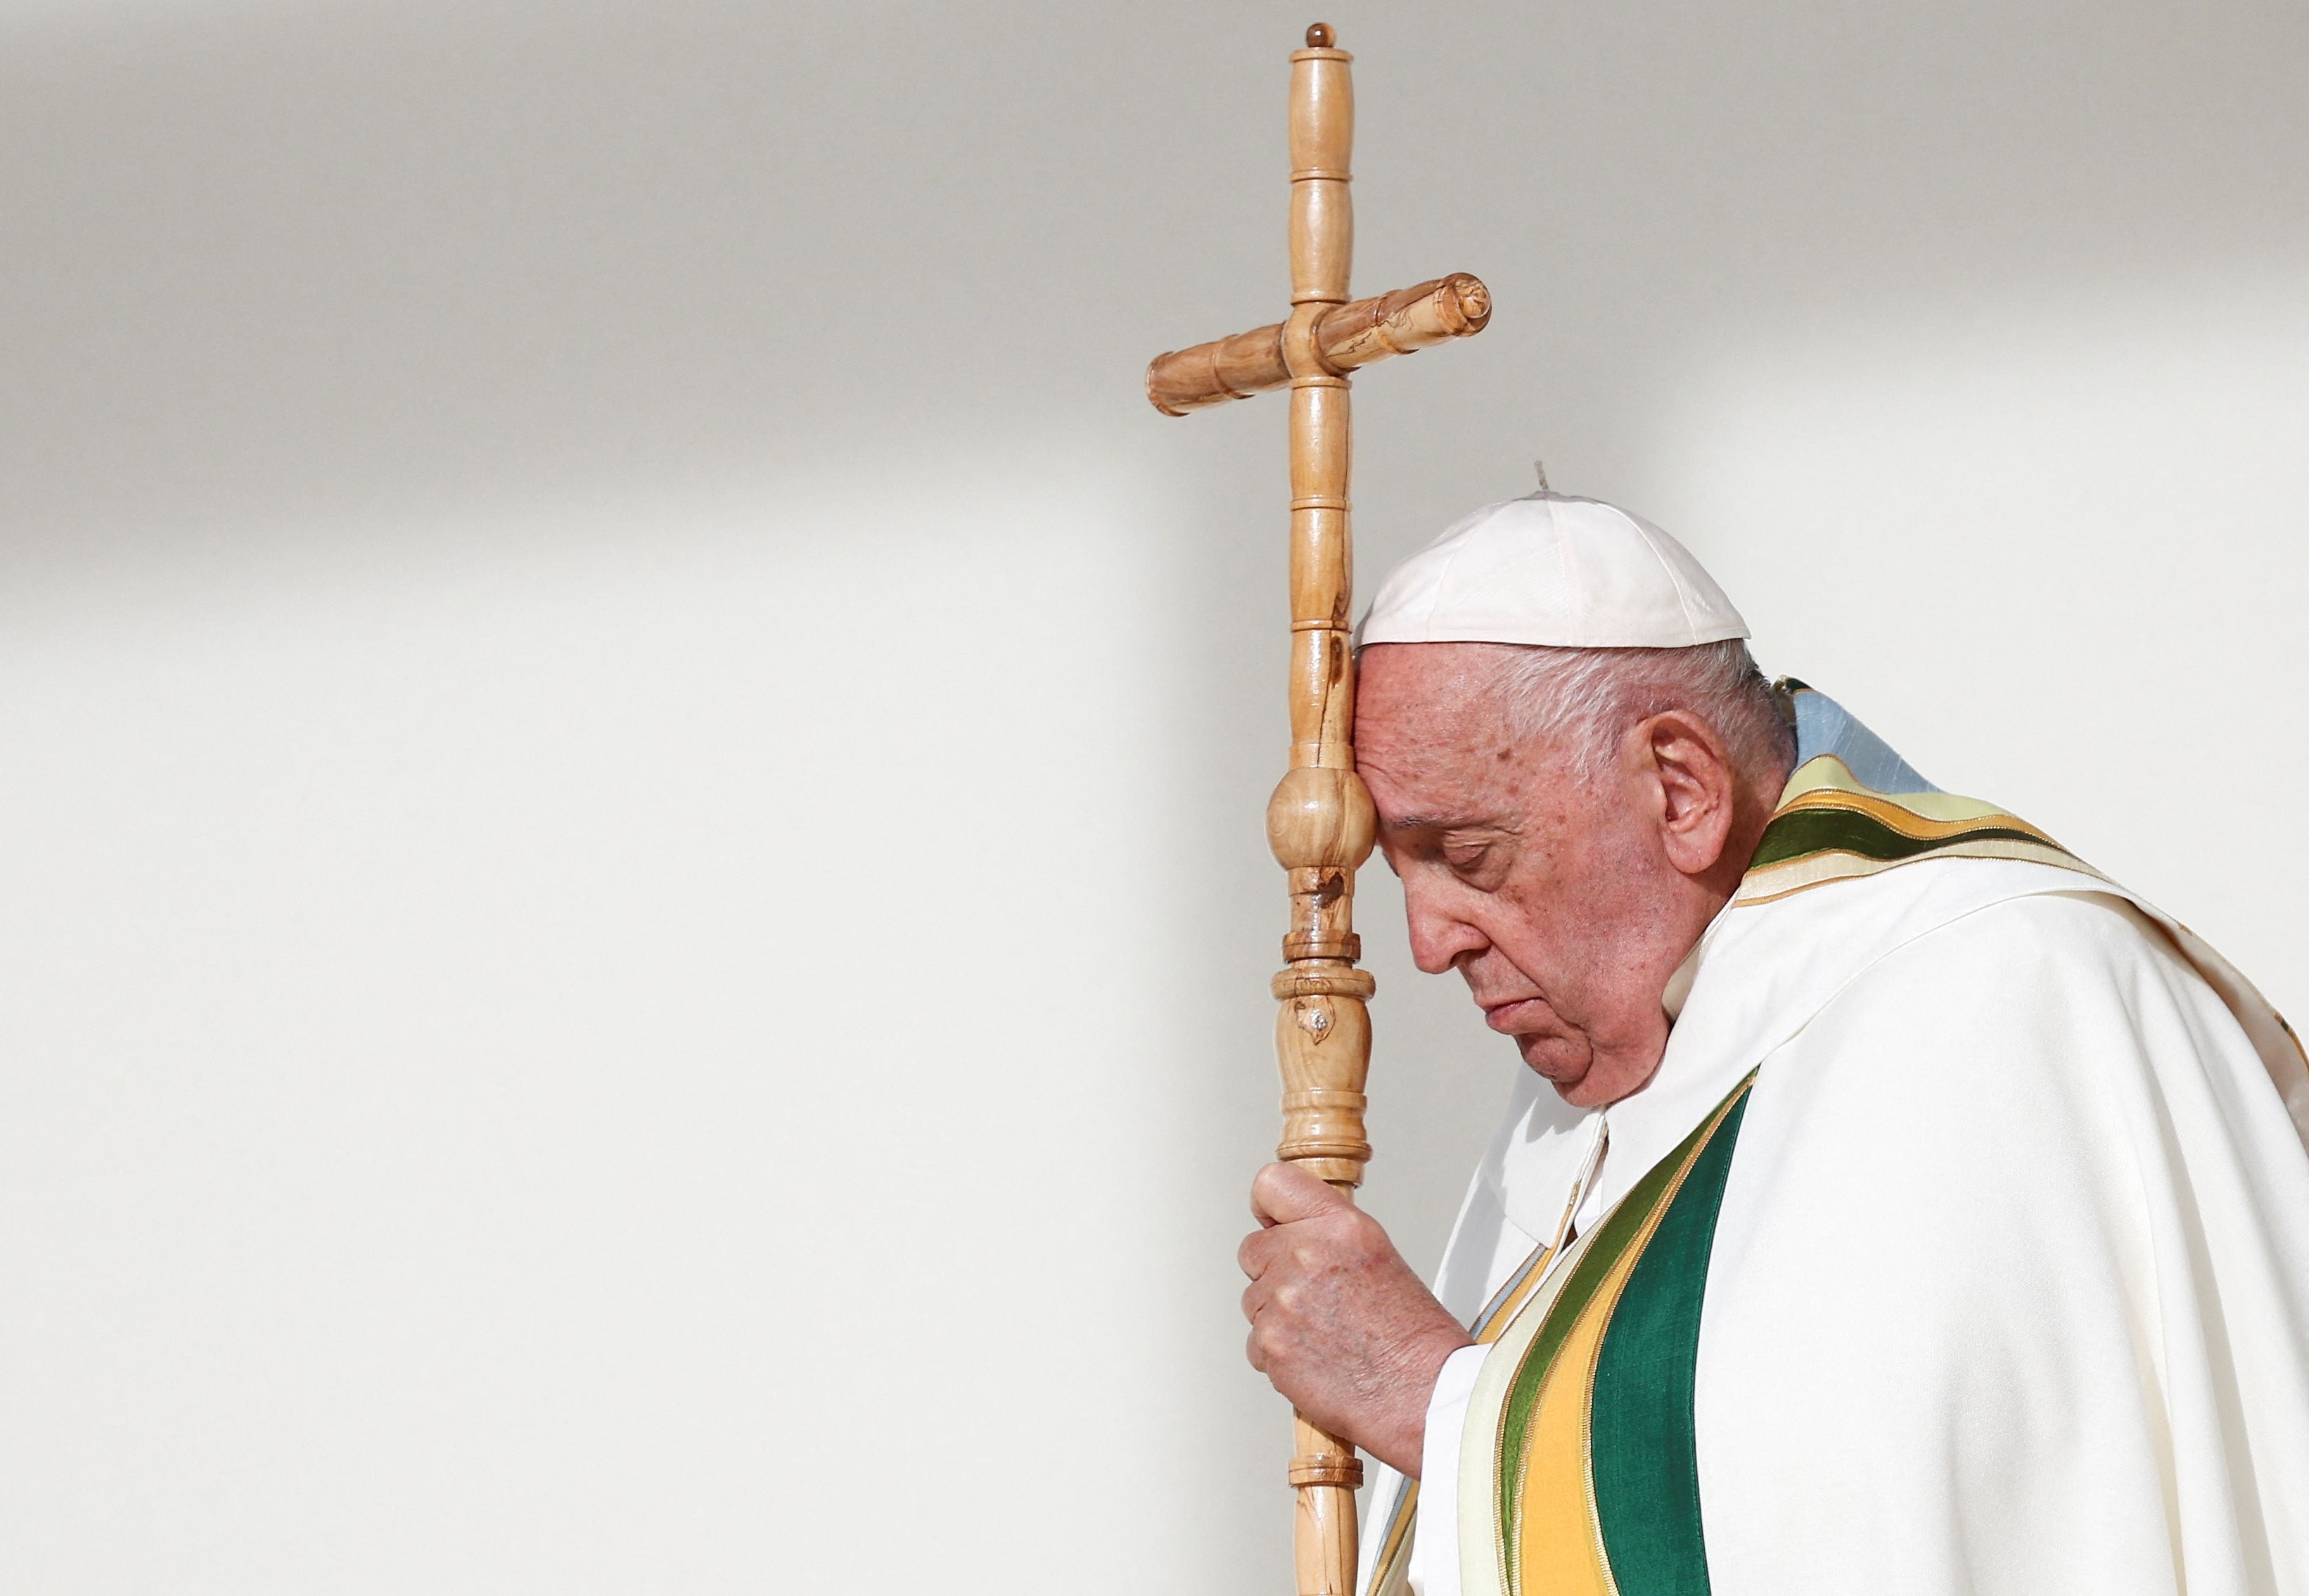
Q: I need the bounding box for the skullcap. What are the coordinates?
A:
[1357,490,1748,649]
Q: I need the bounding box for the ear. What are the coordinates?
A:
[1639,711,1739,878]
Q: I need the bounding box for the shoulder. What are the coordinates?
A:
[1831,879,2194,1007]
[1708,887,2253,1321]
[1872,881,2187,981]
[1722,888,2165,1272]
[1791,883,2231,1106]
[1713,879,2305,1320]
[1758,875,2309,1244]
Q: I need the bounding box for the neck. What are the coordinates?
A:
[1715,772,1790,895]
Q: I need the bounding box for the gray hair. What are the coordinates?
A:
[1490,639,1795,787]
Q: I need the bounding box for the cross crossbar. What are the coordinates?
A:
[1146,272,1491,415]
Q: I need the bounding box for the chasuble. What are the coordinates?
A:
[1358,687,2309,1596]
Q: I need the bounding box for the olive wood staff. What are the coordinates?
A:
[1144,24,1491,1596]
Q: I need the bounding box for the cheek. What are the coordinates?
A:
[1488,840,1635,988]
[1476,883,1580,989]
[1542,804,1655,907]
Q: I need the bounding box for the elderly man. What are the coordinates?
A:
[1236,489,2309,1596]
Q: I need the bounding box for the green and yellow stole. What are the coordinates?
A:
[1466,1075,1753,1596]
[1738,767,2085,910]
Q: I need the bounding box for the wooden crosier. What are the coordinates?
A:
[1144,24,1491,1596]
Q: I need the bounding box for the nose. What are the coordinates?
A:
[1401,873,1490,975]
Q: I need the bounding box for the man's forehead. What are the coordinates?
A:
[1356,645,1522,752]
[1356,651,1532,809]
[1359,640,1507,686]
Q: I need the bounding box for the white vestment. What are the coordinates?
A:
[1358,702,2309,1596]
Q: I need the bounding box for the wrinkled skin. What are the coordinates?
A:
[1239,644,1791,1475]
[1238,1161,1473,1476]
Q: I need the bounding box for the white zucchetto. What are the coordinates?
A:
[1357,490,1749,649]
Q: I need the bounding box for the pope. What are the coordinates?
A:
[1235,487,2309,1596]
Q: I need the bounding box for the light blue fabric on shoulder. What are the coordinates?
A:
[1784,684,1938,795]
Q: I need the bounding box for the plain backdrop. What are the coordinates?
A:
[1,1,2303,1590]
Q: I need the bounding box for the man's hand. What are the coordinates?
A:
[1237,1163,1475,1477]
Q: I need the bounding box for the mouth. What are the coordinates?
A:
[1478,995,1556,1035]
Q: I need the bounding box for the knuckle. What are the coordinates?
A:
[1251,1162,1286,1206]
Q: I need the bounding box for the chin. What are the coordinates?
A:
[1522,1035,1667,1109]
[1515,1032,1594,1092]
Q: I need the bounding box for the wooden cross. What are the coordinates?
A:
[1144,23,1492,1596]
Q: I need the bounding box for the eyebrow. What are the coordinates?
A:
[1381,812,1500,833]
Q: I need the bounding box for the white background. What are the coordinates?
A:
[1,1,2302,1590]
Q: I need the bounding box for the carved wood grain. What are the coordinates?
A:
[1146,274,1491,416]
[1144,23,1493,1595]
